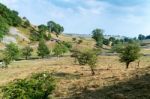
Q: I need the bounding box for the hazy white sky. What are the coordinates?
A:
[0,0,150,37]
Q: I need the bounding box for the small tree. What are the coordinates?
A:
[103,38,110,46]
[119,43,141,69]
[111,43,124,53]
[2,55,11,68]
[62,41,72,50]
[53,43,68,57]
[22,46,33,60]
[37,39,50,58]
[78,39,83,44]
[72,38,76,42]
[92,29,104,47]
[138,34,145,40]
[76,50,98,75]
[23,20,30,28]
[2,43,20,67]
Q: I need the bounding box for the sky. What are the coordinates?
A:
[0,0,150,37]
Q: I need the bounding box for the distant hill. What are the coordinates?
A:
[65,33,125,40]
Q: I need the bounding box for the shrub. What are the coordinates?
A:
[119,43,141,69]
[103,38,110,46]
[53,42,68,57]
[72,37,76,42]
[1,72,56,99]
[62,41,72,50]
[76,50,98,75]
[77,39,83,44]
[22,46,33,60]
[37,39,50,58]
[2,43,20,67]
[92,29,104,47]
[111,43,124,53]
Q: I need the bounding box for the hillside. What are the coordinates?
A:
[0,2,150,99]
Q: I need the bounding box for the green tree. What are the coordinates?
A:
[76,50,98,75]
[62,41,72,50]
[47,21,55,33]
[38,24,48,33]
[78,39,83,44]
[2,55,11,68]
[109,37,115,42]
[111,43,124,53]
[92,29,104,47]
[30,29,40,41]
[103,38,110,46]
[138,34,145,40]
[22,46,33,60]
[23,20,30,28]
[72,38,76,42]
[37,39,50,58]
[53,43,68,57]
[4,43,20,60]
[119,43,141,69]
[0,16,9,40]
[3,43,20,67]
[47,21,64,37]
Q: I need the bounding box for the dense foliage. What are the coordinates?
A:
[0,3,22,39]
[47,21,64,37]
[2,72,55,99]
[75,50,98,75]
[37,39,50,58]
[92,29,104,47]
[53,42,68,57]
[111,43,124,53]
[119,43,141,69]
[0,16,9,40]
[30,21,63,41]
[22,46,33,60]
[2,43,20,67]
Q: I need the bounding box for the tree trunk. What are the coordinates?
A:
[126,62,130,69]
[91,68,95,76]
[26,56,28,60]
[42,56,44,59]
[137,60,140,68]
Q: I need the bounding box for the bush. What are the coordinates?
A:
[2,72,56,99]
[37,39,50,58]
[22,46,33,60]
[62,41,72,49]
[76,50,98,75]
[77,39,83,44]
[111,43,124,53]
[2,43,20,67]
[103,38,110,46]
[119,43,141,69]
[53,42,68,57]
[0,16,9,40]
[92,29,104,47]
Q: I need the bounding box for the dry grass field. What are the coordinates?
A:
[0,55,150,99]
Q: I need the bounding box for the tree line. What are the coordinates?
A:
[1,40,72,68]
[138,34,150,40]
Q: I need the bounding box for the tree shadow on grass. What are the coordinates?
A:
[69,69,150,99]
[52,72,81,80]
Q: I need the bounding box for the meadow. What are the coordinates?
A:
[0,55,149,98]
